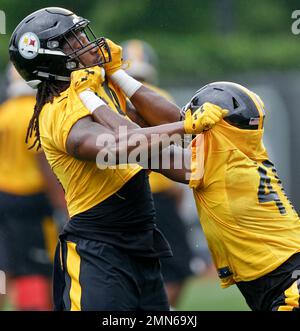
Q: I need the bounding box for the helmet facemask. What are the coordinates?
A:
[9,8,112,87]
[51,19,111,71]
[180,96,201,120]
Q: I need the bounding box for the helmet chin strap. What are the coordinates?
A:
[27,71,71,88]
[27,80,42,89]
[36,71,70,81]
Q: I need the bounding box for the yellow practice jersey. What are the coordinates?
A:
[0,96,46,195]
[190,120,300,287]
[39,79,141,218]
[149,172,174,194]
[145,83,176,194]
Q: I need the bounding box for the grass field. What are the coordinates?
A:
[177,277,250,311]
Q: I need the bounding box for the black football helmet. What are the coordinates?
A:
[9,7,111,87]
[181,82,265,130]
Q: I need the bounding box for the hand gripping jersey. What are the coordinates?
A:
[39,79,141,217]
[190,120,300,288]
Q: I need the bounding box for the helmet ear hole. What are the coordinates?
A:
[232,97,239,109]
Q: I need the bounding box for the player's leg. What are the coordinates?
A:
[271,278,300,311]
[237,253,300,311]
[164,283,183,308]
[159,249,193,308]
[61,236,140,311]
[137,257,170,311]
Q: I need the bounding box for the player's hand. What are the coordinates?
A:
[103,39,123,76]
[70,66,105,94]
[184,102,228,134]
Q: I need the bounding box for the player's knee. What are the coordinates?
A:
[13,275,51,311]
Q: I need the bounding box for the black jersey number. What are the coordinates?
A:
[257,160,286,215]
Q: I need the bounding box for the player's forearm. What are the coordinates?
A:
[76,90,204,169]
[69,123,185,167]
[91,105,181,164]
[107,122,185,165]
[67,114,185,167]
[152,145,191,184]
[110,70,181,125]
[78,90,185,163]
[130,86,181,125]
[68,126,192,179]
[126,101,150,127]
[92,104,139,131]
[154,168,189,184]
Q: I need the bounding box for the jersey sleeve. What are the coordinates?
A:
[52,93,91,152]
[189,133,205,189]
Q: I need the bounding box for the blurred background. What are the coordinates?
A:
[0,0,300,311]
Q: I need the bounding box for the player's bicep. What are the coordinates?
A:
[66,116,113,161]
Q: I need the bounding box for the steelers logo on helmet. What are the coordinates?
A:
[18,32,40,59]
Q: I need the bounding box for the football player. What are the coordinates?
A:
[9,7,226,311]
[177,83,300,311]
[96,46,300,310]
[122,39,194,308]
[0,64,65,310]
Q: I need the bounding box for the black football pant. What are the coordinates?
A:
[53,235,169,311]
[236,252,300,311]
